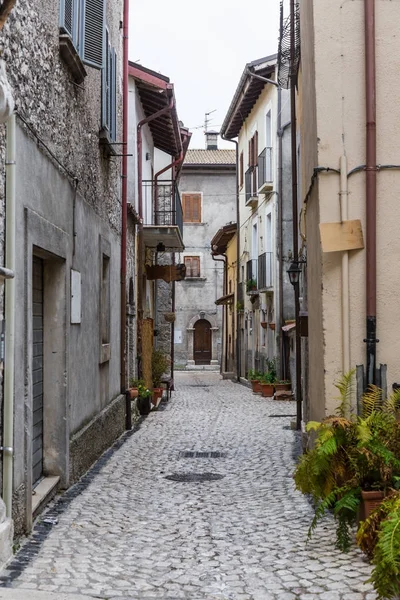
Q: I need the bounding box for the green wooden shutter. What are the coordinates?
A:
[101,29,110,130]
[81,0,105,69]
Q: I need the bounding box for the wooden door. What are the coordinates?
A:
[194,319,211,365]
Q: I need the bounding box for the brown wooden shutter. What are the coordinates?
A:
[240,152,244,187]
[183,193,201,222]
[192,257,200,277]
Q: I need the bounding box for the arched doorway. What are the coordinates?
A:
[194,319,212,365]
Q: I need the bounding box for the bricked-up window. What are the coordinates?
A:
[239,151,244,187]
[101,29,117,142]
[60,0,106,70]
[184,256,201,278]
[182,193,202,223]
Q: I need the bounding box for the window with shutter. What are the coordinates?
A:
[182,193,202,223]
[239,152,244,188]
[184,256,201,278]
[101,32,117,143]
[59,0,105,72]
[81,0,105,69]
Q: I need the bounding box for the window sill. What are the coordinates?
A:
[184,222,205,226]
[99,128,117,157]
[183,277,207,281]
[59,34,87,84]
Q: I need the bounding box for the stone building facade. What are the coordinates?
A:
[174,135,236,369]
[0,0,124,538]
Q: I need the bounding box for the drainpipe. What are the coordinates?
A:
[277,81,284,380]
[220,134,240,381]
[121,0,129,427]
[290,0,302,430]
[364,0,377,386]
[212,254,227,373]
[340,156,351,376]
[3,113,16,518]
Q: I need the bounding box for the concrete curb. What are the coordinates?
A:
[0,591,102,600]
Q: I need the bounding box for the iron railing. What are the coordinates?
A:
[258,147,273,187]
[258,252,273,289]
[246,259,258,292]
[142,180,183,238]
[245,167,258,203]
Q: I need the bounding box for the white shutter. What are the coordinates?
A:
[81,0,105,69]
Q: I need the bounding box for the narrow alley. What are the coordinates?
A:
[0,374,375,600]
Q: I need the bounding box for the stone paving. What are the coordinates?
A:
[0,372,377,599]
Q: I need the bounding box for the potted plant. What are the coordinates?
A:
[247,369,262,393]
[356,491,400,599]
[136,381,152,416]
[275,380,291,392]
[260,371,276,397]
[294,371,400,552]
[152,348,170,405]
[246,278,257,293]
[127,378,140,399]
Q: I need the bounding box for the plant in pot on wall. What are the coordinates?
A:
[134,380,152,416]
[294,370,400,553]
[246,278,257,293]
[152,348,170,407]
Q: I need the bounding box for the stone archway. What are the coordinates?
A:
[187,311,219,367]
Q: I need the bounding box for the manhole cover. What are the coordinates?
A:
[180,451,226,458]
[165,472,225,482]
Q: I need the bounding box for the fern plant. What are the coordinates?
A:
[294,371,400,552]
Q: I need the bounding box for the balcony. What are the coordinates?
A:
[246,259,258,293]
[258,147,273,192]
[142,180,184,251]
[245,167,258,207]
[258,252,273,290]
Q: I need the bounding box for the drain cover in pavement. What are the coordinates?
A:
[180,451,226,458]
[165,472,225,482]
[269,414,296,418]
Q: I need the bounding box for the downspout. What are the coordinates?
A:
[340,156,351,376]
[364,0,377,386]
[212,254,227,373]
[277,81,284,380]
[3,113,16,518]
[290,0,302,430]
[220,134,240,381]
[121,0,129,427]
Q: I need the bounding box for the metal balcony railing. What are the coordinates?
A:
[246,259,258,292]
[142,180,183,238]
[258,252,273,289]
[258,147,273,188]
[245,167,258,203]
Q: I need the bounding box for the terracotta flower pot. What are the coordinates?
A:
[250,380,262,394]
[127,388,139,399]
[360,490,385,520]
[275,383,291,392]
[260,383,274,397]
[269,323,276,331]
[260,322,268,329]
[152,387,163,406]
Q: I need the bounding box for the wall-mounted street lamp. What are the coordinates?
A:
[287,261,302,287]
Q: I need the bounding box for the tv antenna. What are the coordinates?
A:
[204,109,216,133]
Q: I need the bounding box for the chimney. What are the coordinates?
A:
[205,130,218,150]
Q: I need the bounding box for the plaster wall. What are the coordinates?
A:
[301,0,400,417]
[175,168,236,366]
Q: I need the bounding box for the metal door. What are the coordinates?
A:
[32,256,44,485]
[194,319,211,365]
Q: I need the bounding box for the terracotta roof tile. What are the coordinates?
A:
[183,149,236,166]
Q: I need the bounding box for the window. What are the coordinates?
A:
[239,151,244,188]
[59,0,105,70]
[182,193,201,223]
[99,237,111,363]
[101,29,117,142]
[184,256,200,278]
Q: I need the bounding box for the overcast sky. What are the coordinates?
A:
[129,0,281,149]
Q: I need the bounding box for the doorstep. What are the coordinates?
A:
[32,476,60,516]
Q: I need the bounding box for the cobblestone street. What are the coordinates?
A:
[0,373,376,600]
